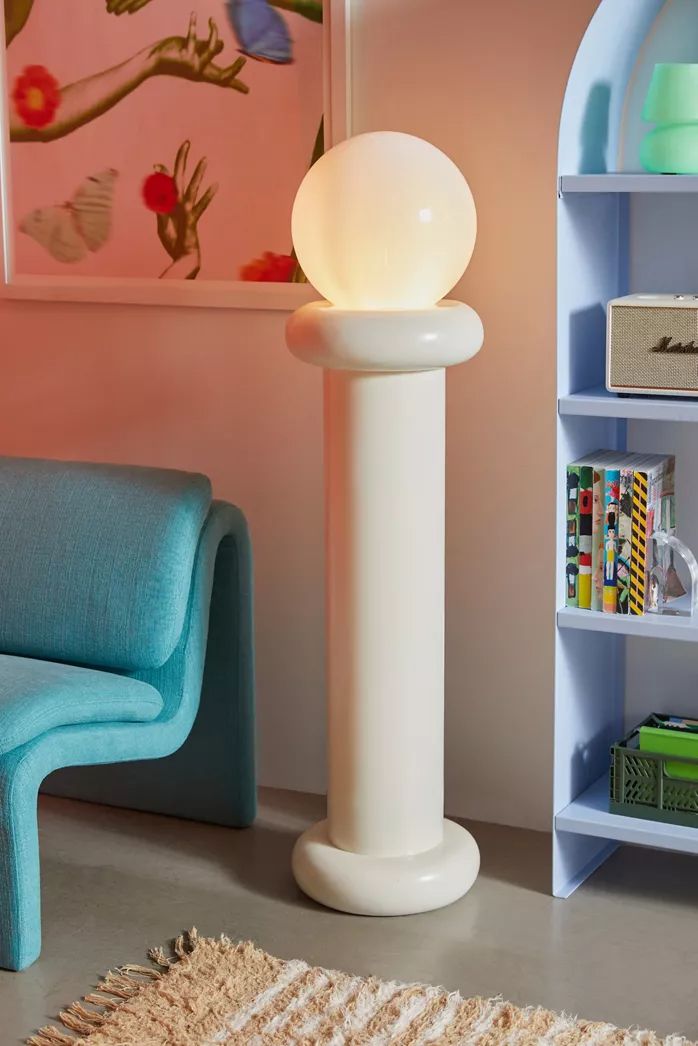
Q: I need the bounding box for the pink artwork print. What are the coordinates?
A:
[4,0,323,281]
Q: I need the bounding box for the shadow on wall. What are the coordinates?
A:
[580,81,611,173]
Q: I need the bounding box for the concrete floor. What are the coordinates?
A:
[2,791,696,1044]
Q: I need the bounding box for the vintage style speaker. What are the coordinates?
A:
[607,294,698,396]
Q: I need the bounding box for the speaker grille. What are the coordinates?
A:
[609,305,698,391]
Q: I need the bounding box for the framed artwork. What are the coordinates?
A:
[0,0,351,309]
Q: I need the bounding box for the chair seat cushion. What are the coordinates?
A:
[0,654,163,756]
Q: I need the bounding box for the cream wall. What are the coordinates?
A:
[0,0,599,831]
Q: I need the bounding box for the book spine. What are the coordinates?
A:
[603,468,620,614]
[630,470,649,616]
[617,466,633,615]
[565,465,580,607]
[578,465,593,609]
[591,466,605,612]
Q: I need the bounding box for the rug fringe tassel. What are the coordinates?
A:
[147,945,172,969]
[25,928,200,1045]
[27,1029,76,1046]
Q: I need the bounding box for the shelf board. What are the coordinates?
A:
[558,599,697,641]
[556,774,698,855]
[560,173,698,194]
[559,385,698,422]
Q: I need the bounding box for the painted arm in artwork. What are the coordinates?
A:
[147,140,218,280]
[104,0,157,12]
[8,14,248,143]
[5,0,323,43]
[4,0,33,44]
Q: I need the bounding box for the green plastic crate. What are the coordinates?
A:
[610,715,698,828]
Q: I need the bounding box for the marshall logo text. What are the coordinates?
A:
[651,335,698,355]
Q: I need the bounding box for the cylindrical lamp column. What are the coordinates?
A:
[326,364,446,859]
[286,133,484,916]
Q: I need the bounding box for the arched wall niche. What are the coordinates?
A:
[559,0,663,175]
[560,0,698,176]
[620,0,698,171]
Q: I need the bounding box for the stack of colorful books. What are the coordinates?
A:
[565,451,675,616]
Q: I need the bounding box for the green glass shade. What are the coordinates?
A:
[643,63,698,123]
[641,123,698,174]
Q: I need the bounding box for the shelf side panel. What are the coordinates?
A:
[553,626,624,898]
[554,0,662,898]
[556,190,627,877]
[554,629,623,810]
[553,832,617,898]
[558,194,627,399]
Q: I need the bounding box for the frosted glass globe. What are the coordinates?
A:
[291,132,477,311]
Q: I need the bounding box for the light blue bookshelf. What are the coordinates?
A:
[554,0,698,897]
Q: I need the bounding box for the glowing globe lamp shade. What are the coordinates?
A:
[291,132,477,311]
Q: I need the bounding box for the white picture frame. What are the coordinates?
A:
[0,0,351,311]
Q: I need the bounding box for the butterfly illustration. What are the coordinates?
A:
[19,169,119,264]
[225,0,293,64]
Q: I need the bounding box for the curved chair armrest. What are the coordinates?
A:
[0,500,255,970]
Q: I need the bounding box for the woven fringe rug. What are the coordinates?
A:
[28,929,693,1046]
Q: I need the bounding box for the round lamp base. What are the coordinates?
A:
[292,819,480,917]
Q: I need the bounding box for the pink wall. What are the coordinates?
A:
[0,0,600,829]
[350,0,600,829]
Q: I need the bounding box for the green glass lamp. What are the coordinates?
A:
[641,64,698,173]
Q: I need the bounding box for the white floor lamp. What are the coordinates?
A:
[286,131,484,916]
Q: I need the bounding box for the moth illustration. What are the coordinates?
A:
[225,0,293,64]
[19,169,119,263]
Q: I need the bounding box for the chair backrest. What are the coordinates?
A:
[0,457,212,671]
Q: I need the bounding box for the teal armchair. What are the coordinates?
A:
[0,457,255,971]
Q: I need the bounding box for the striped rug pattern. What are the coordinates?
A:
[28,929,693,1046]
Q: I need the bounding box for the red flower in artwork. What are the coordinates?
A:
[12,65,60,129]
[240,252,296,282]
[142,172,178,215]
